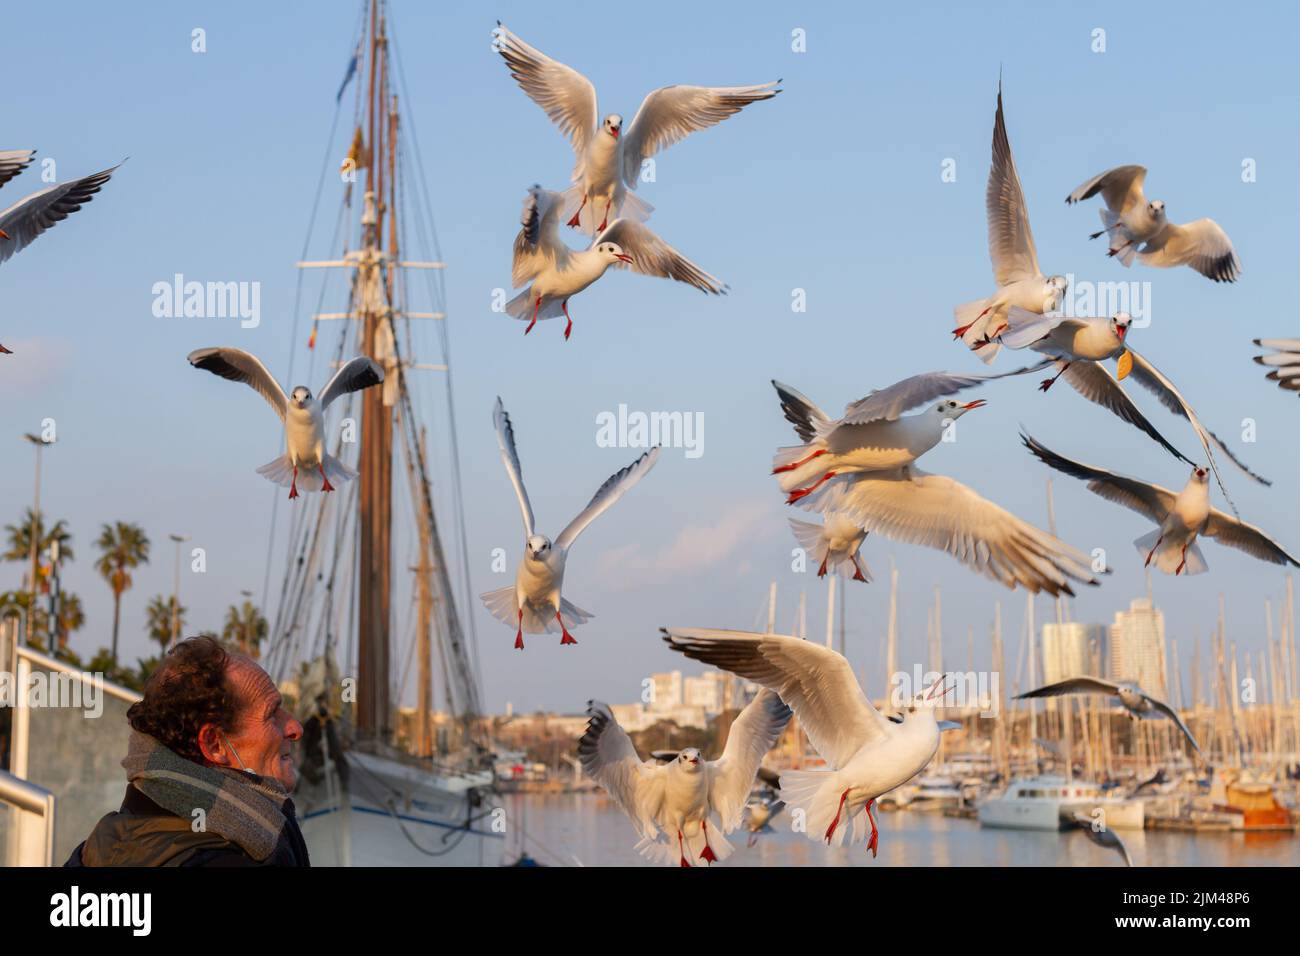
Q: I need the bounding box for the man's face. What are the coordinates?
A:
[224,656,304,790]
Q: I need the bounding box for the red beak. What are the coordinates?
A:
[962,400,987,410]
[611,128,619,139]
[1118,325,1128,340]
[0,344,11,354]
[0,228,9,240]
[615,253,633,263]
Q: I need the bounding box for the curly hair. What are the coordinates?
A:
[126,635,236,763]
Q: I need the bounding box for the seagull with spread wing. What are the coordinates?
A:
[493,22,779,236]
[505,184,725,339]
[481,398,659,649]
[774,375,1099,596]
[953,82,1068,363]
[0,151,120,354]
[663,628,961,857]
[1066,164,1240,282]
[1000,306,1268,510]
[1022,432,1299,576]
[1019,676,1201,761]
[187,347,383,499]
[1253,338,1300,394]
[578,691,792,866]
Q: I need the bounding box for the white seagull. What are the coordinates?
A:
[493,22,779,236]
[1071,812,1134,867]
[1253,338,1300,394]
[953,83,1067,363]
[481,398,659,648]
[578,691,792,866]
[771,369,1036,503]
[505,185,725,339]
[1066,165,1241,282]
[662,628,960,857]
[1002,306,1269,508]
[187,347,383,499]
[1022,432,1300,576]
[1018,676,1201,759]
[788,514,871,582]
[0,152,120,354]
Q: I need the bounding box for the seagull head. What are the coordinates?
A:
[290,386,312,409]
[526,534,552,559]
[603,114,622,139]
[1149,199,1166,219]
[596,241,633,264]
[677,748,703,771]
[1191,466,1209,485]
[933,398,985,420]
[1047,275,1069,294]
[1110,312,1132,341]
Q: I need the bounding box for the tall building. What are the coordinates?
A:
[648,671,683,712]
[1108,598,1167,697]
[1041,622,1106,684]
[683,673,726,715]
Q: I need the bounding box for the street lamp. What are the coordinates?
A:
[22,433,52,644]
[168,533,190,649]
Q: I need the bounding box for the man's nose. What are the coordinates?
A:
[282,713,305,741]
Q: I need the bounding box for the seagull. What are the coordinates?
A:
[662,628,961,856]
[493,23,779,236]
[1019,676,1201,761]
[1253,338,1300,394]
[1002,305,1269,510]
[187,347,383,499]
[788,514,871,582]
[480,398,659,648]
[0,152,120,354]
[505,185,725,339]
[1066,165,1240,282]
[953,82,1067,363]
[1021,432,1300,577]
[578,691,792,866]
[743,793,786,847]
[1070,811,1134,867]
[770,368,1037,503]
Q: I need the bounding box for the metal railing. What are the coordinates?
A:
[0,770,55,866]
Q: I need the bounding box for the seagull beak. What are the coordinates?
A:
[926,674,951,702]
[615,253,633,263]
[611,127,619,139]
[962,400,987,411]
[0,344,11,354]
[0,228,9,240]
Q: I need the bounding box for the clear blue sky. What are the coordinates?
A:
[2,0,1296,715]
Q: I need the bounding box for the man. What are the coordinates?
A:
[65,635,311,867]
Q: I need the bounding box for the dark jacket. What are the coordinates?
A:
[64,784,311,867]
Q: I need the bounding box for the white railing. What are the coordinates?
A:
[0,769,55,866]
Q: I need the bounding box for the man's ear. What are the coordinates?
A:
[196,723,231,766]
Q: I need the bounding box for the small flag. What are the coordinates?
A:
[336,45,360,102]
[343,125,369,174]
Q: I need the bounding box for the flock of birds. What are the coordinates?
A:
[7,24,1300,869]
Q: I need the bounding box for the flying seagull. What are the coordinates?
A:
[493,22,779,235]
[1070,811,1134,867]
[480,398,659,648]
[953,82,1067,363]
[187,347,382,499]
[578,691,791,866]
[0,152,120,354]
[506,185,725,339]
[1001,305,1268,511]
[1018,676,1201,761]
[775,377,1100,596]
[663,627,960,857]
[1066,165,1240,282]
[1253,338,1300,394]
[1022,432,1299,577]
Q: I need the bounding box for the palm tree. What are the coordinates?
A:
[145,594,186,653]
[55,592,85,652]
[94,522,150,664]
[3,509,74,587]
[223,600,267,658]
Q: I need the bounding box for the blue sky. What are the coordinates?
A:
[2,0,1297,715]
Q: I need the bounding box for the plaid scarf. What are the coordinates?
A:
[122,730,292,862]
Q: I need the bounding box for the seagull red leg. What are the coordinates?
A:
[787,471,837,505]
[1144,534,1164,568]
[562,299,573,340]
[525,296,541,335]
[566,194,587,229]
[699,819,718,864]
[557,612,577,646]
[677,829,690,868]
[865,798,879,858]
[1175,543,1188,575]
[772,447,825,475]
[514,608,524,650]
[824,788,850,844]
[817,555,829,577]
[597,199,611,234]
[289,467,299,500]
[852,557,868,583]
[1040,361,1071,392]
[319,464,334,493]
